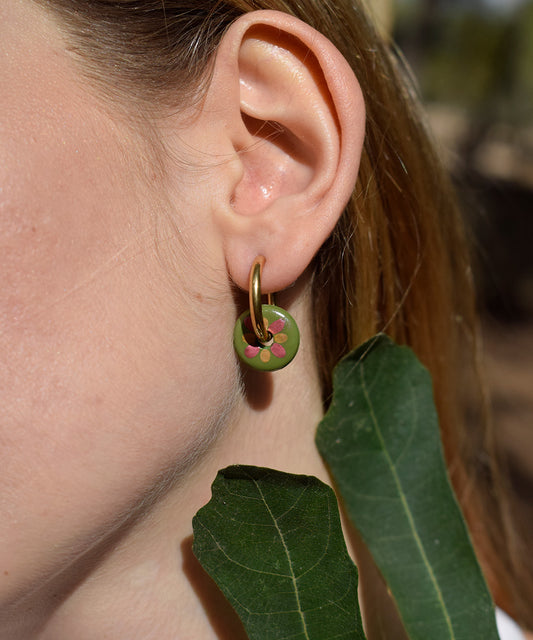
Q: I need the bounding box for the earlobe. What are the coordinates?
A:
[206,11,365,292]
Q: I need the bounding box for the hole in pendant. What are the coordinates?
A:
[259,332,274,347]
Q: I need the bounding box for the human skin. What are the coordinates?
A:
[1,1,239,632]
[0,1,368,638]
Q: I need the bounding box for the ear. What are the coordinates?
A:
[202,10,365,292]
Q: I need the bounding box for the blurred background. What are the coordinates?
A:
[370,0,533,610]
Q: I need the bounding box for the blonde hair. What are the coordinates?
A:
[36,0,533,628]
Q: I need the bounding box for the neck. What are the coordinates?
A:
[27,301,330,640]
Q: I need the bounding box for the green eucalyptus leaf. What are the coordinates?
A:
[193,465,366,640]
[316,334,499,640]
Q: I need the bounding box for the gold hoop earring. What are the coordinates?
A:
[233,256,300,371]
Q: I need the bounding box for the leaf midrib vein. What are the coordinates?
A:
[359,361,455,639]
[253,478,311,640]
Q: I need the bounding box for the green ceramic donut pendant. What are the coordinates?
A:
[233,304,300,371]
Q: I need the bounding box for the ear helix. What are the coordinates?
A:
[233,256,300,371]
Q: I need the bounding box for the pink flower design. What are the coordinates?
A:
[242,315,288,363]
